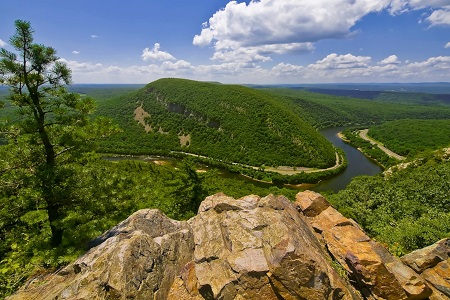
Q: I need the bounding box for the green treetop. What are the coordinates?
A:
[0,20,118,247]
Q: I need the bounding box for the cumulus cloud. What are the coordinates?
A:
[61,52,450,84]
[446,42,450,48]
[379,55,401,64]
[194,0,450,63]
[272,63,305,77]
[309,53,372,70]
[212,43,314,63]
[0,39,6,47]
[91,35,99,39]
[161,60,192,71]
[193,0,392,63]
[426,9,450,26]
[58,58,103,72]
[142,43,176,62]
[72,51,80,55]
[389,0,450,25]
[194,0,392,49]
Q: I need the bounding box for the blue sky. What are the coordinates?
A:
[2,0,450,84]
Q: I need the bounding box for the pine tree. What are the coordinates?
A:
[0,20,118,247]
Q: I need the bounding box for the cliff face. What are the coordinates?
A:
[8,192,449,300]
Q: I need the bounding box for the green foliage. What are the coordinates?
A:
[340,129,399,168]
[329,151,450,254]
[263,88,450,129]
[0,20,120,249]
[0,156,297,298]
[97,78,336,169]
[369,119,450,156]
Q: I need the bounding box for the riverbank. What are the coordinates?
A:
[103,127,383,193]
[358,129,406,160]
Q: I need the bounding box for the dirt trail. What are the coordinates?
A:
[359,129,405,160]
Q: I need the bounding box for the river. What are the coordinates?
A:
[312,127,382,193]
[105,126,382,194]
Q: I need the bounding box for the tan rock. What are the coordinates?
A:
[402,238,450,274]
[13,192,442,300]
[421,259,450,298]
[190,193,358,299]
[295,189,330,217]
[296,191,432,300]
[7,209,195,300]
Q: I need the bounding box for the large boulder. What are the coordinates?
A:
[170,193,358,299]
[295,191,432,300]
[9,192,444,300]
[7,209,195,300]
[8,193,358,300]
[402,239,450,274]
[402,239,450,299]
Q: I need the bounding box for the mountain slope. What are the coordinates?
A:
[98,78,335,168]
[263,88,450,129]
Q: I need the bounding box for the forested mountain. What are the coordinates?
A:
[263,88,450,129]
[97,78,336,168]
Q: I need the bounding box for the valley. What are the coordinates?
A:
[2,80,450,298]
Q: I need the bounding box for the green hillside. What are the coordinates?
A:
[264,88,450,129]
[368,119,450,156]
[97,78,336,168]
[329,150,450,254]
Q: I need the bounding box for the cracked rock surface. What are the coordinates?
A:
[8,192,441,299]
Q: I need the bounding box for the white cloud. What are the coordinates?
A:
[405,56,450,69]
[161,60,192,71]
[309,53,372,70]
[194,0,450,63]
[0,39,6,47]
[212,43,314,63]
[194,0,391,57]
[389,1,450,25]
[390,0,450,13]
[426,8,450,26]
[379,55,401,64]
[72,51,80,55]
[272,63,305,77]
[91,35,99,39]
[61,53,450,84]
[445,42,450,48]
[195,1,392,48]
[142,43,176,62]
[59,58,103,72]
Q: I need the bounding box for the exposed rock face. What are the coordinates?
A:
[181,194,356,299]
[402,239,450,299]
[295,191,432,300]
[8,192,445,300]
[8,209,194,300]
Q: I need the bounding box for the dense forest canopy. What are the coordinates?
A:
[329,150,450,255]
[96,78,337,169]
[369,119,450,156]
[263,88,450,129]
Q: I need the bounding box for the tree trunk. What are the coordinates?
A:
[47,202,63,247]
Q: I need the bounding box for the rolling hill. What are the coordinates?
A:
[97,78,336,168]
[263,88,450,129]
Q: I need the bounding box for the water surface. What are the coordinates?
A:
[312,127,382,193]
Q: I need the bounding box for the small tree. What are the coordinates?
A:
[0,20,118,247]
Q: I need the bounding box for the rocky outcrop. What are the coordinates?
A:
[8,192,446,300]
[402,239,450,299]
[295,191,432,300]
[178,193,357,299]
[8,209,194,300]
